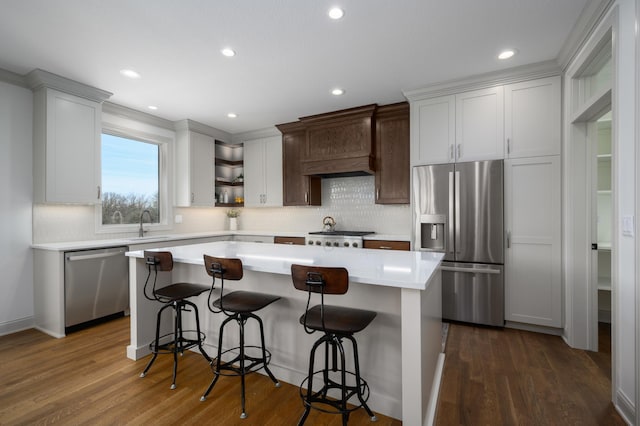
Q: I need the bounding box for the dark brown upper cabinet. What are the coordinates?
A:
[375,102,410,204]
[299,104,377,177]
[276,121,321,206]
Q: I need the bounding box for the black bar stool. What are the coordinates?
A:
[139,250,212,389]
[201,255,281,419]
[291,264,378,425]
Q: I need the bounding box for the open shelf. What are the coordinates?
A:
[215,140,244,206]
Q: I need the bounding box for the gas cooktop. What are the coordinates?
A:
[308,231,375,236]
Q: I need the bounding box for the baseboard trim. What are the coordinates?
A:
[426,352,446,426]
[614,388,635,425]
[505,321,564,336]
[0,316,35,337]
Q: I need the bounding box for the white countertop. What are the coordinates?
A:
[32,231,411,251]
[127,241,442,290]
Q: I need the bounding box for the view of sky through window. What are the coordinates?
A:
[101,133,160,225]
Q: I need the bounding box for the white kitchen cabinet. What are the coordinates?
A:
[455,86,504,162]
[505,76,561,158]
[33,88,102,203]
[410,95,455,165]
[243,136,283,207]
[504,156,561,327]
[175,128,215,207]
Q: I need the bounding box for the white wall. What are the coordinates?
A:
[0,81,33,335]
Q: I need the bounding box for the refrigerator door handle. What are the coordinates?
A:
[440,266,502,275]
[448,171,455,254]
[455,170,461,254]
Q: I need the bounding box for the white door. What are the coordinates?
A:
[505,156,562,327]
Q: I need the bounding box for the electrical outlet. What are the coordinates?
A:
[175,214,183,224]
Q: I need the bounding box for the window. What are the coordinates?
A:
[97,128,171,233]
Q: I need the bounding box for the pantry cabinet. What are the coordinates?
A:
[375,102,410,204]
[33,88,103,203]
[174,127,215,207]
[504,76,561,158]
[243,136,283,207]
[504,155,561,327]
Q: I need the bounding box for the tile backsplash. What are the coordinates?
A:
[33,176,411,243]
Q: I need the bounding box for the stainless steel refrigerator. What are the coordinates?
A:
[413,160,504,326]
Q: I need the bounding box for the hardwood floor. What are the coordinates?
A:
[0,319,626,425]
[0,317,400,426]
[435,322,626,425]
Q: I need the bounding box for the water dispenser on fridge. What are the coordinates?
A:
[418,214,446,252]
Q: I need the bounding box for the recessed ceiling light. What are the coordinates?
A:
[148,105,158,111]
[331,88,345,96]
[221,48,236,57]
[120,69,141,79]
[227,113,237,118]
[498,49,517,60]
[328,7,344,20]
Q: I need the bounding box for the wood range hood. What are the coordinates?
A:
[298,104,377,177]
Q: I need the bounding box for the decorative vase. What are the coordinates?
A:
[229,217,238,231]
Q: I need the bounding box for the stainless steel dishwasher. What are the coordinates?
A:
[64,246,129,329]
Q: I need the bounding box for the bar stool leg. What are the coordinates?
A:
[170,302,180,389]
[348,335,377,421]
[140,303,170,379]
[189,301,212,363]
[201,315,232,401]
[239,315,247,419]
[255,314,280,386]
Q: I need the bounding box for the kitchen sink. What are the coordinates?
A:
[126,235,172,242]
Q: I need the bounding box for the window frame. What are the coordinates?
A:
[95,124,173,235]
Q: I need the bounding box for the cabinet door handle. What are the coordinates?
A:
[376,188,379,200]
[449,145,454,161]
[507,138,511,155]
[457,144,461,159]
[97,185,101,199]
[191,192,194,203]
[507,231,511,248]
[379,246,392,250]
[305,192,308,204]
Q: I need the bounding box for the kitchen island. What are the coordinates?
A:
[126,241,443,424]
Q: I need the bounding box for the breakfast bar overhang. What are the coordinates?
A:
[126,241,444,424]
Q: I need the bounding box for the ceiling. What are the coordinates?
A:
[0,0,589,135]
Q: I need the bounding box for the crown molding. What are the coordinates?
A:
[174,118,232,141]
[231,126,280,143]
[0,67,28,88]
[103,102,174,130]
[556,0,614,71]
[25,69,112,102]
[402,60,560,102]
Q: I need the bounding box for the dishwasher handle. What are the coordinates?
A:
[440,265,502,275]
[66,250,127,262]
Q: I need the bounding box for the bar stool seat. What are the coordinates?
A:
[291,264,378,425]
[301,305,376,335]
[200,255,281,419]
[139,251,212,390]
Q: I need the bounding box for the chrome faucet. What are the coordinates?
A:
[139,209,152,237]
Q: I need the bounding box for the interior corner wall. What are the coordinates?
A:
[0,81,34,335]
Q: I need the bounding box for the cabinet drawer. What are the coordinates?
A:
[363,240,410,251]
[274,236,306,245]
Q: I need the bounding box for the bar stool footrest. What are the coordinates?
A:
[299,369,371,415]
[211,345,272,377]
[148,330,207,355]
